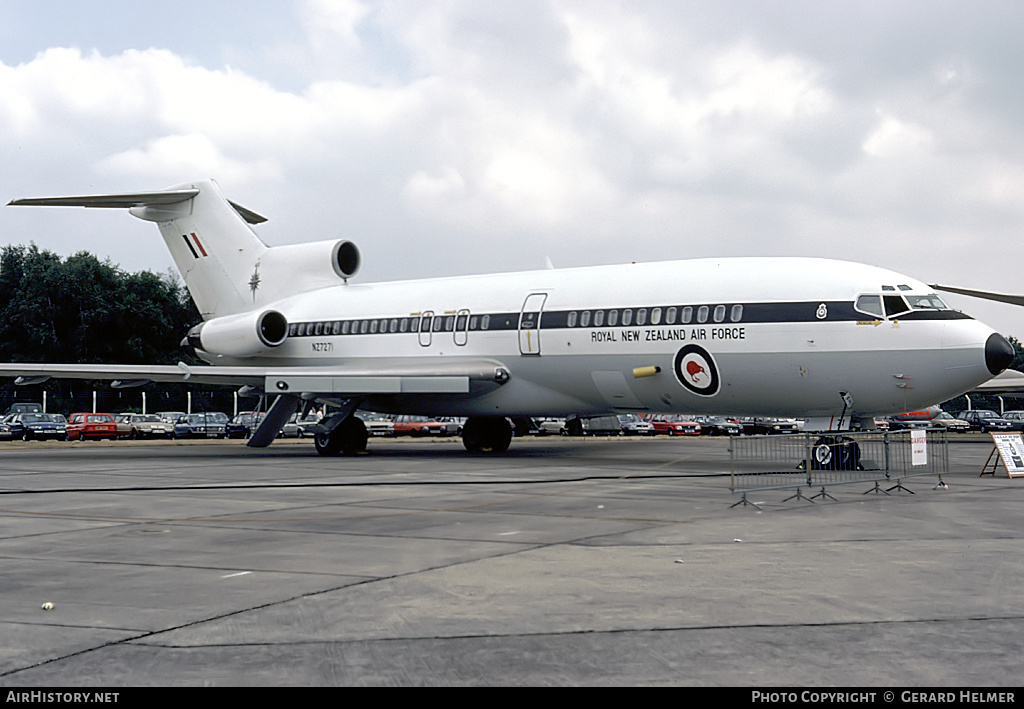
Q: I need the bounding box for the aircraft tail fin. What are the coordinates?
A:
[10,180,269,320]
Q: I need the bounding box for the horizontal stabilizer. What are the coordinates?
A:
[8,190,199,209]
[9,190,267,224]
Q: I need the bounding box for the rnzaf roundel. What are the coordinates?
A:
[673,344,720,397]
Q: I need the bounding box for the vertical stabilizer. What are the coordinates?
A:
[10,179,270,320]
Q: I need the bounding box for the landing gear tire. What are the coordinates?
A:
[314,416,368,456]
[811,435,862,471]
[461,416,513,453]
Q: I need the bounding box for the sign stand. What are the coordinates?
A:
[981,433,1024,478]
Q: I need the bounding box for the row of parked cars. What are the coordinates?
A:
[3,405,1019,443]
[0,409,326,442]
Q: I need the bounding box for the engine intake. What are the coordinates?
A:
[188,309,288,357]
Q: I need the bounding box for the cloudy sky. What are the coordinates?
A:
[1,0,1023,336]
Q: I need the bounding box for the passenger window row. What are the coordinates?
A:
[566,304,743,328]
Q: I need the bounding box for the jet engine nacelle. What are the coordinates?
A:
[188,309,288,358]
[259,239,360,290]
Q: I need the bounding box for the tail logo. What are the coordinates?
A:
[673,344,720,397]
[249,261,261,301]
[181,232,208,259]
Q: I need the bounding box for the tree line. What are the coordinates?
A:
[0,243,198,364]
[0,243,212,413]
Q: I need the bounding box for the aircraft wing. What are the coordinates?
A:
[0,360,509,394]
[930,284,1024,307]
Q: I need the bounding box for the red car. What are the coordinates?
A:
[648,415,702,436]
[392,415,449,436]
[66,412,118,441]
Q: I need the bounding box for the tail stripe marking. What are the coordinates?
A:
[181,233,199,259]
[190,232,208,257]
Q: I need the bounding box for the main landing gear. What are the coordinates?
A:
[460,416,513,453]
[313,415,368,456]
[313,414,513,456]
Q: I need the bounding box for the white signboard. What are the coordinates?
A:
[991,433,1024,478]
[911,429,927,466]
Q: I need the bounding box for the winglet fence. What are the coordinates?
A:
[729,429,949,507]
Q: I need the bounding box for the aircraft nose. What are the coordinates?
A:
[986,333,1014,375]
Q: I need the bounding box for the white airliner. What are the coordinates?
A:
[3,179,1014,455]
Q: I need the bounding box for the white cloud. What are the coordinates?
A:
[862,115,934,158]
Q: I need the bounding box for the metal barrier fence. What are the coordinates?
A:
[729,429,949,506]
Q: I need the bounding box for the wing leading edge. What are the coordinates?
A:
[0,360,510,395]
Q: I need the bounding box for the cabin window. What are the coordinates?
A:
[666,307,677,324]
[580,311,591,327]
[608,310,619,326]
[651,308,662,325]
[360,320,369,334]
[289,324,298,337]
[713,305,726,323]
[730,305,743,322]
[369,320,378,334]
[622,309,632,326]
[637,308,647,325]
[481,315,490,330]
[400,319,409,333]
[567,311,578,327]
[697,306,709,324]
[681,307,693,324]
[855,295,883,318]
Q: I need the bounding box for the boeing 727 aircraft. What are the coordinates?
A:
[3,179,1014,455]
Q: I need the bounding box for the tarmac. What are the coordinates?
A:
[0,434,1020,687]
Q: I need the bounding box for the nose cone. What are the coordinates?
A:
[986,333,1014,375]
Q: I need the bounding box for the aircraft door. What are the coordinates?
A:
[454,309,469,346]
[418,311,433,347]
[519,293,547,355]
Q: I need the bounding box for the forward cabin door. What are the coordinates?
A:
[519,293,547,355]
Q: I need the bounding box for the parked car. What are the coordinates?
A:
[355,412,395,437]
[999,410,1024,432]
[228,412,265,438]
[116,413,174,439]
[648,415,702,436]
[693,416,741,436]
[67,412,118,441]
[532,417,568,435]
[392,415,448,436]
[174,412,229,439]
[4,403,43,416]
[4,413,67,441]
[956,410,1013,433]
[739,418,801,435]
[929,412,970,433]
[157,411,187,425]
[618,414,655,435]
[581,415,623,436]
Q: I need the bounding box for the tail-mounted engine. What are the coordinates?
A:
[187,309,288,358]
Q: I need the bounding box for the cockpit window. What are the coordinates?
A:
[855,295,883,317]
[906,294,949,310]
[884,295,911,317]
[897,284,912,291]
